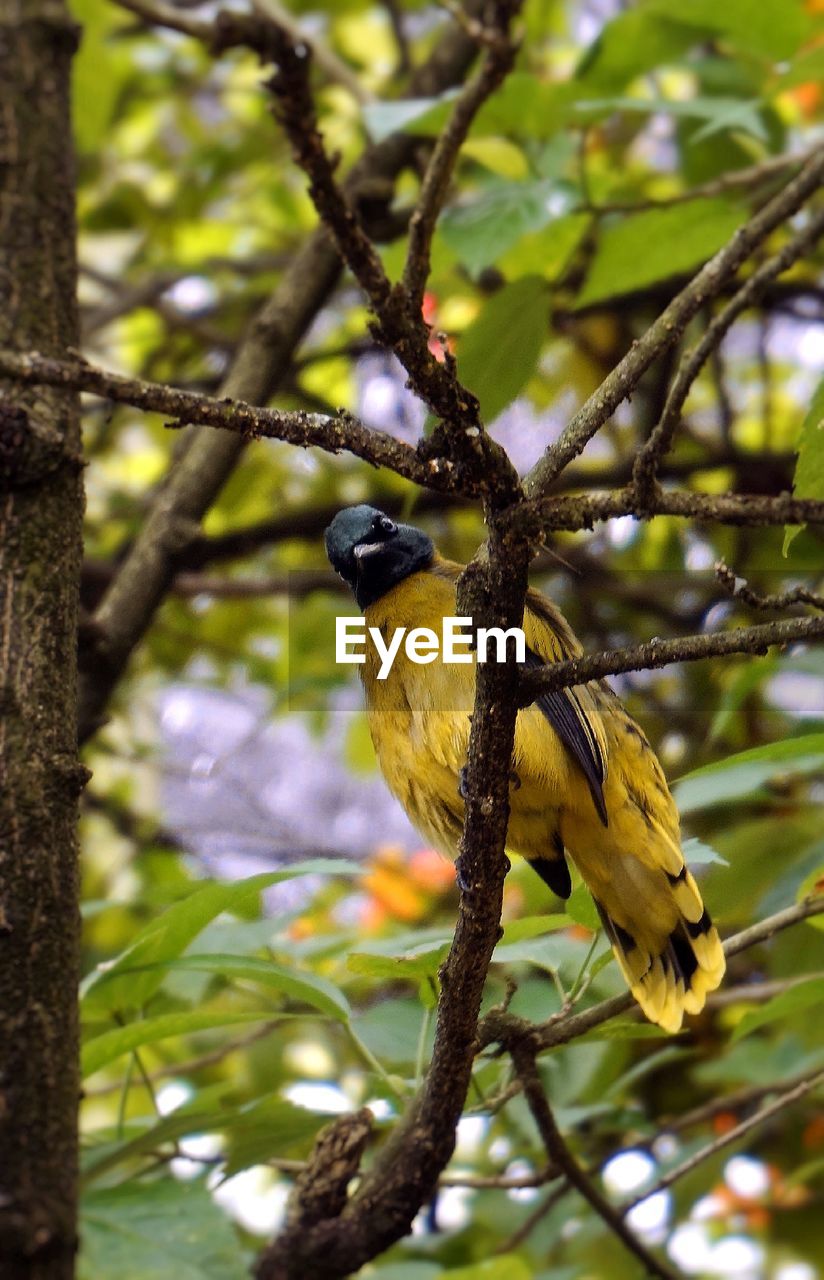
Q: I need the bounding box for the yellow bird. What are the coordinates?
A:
[325,504,725,1032]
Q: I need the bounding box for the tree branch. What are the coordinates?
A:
[258,5,522,507]
[518,614,824,703]
[510,485,824,538]
[402,2,520,312]
[510,1042,681,1280]
[715,560,824,612]
[479,896,824,1055]
[255,525,531,1280]
[622,1069,824,1214]
[633,205,824,498]
[523,145,824,498]
[66,9,489,741]
[0,349,451,492]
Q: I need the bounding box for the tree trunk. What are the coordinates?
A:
[0,2,84,1277]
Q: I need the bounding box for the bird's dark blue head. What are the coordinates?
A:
[324,504,435,609]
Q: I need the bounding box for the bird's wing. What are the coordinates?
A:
[522,590,609,826]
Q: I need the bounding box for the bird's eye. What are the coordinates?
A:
[376,515,396,535]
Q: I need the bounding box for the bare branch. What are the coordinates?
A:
[510,1043,681,1280]
[664,1065,824,1134]
[402,1,521,312]
[255,528,531,1280]
[0,349,449,492]
[510,485,824,538]
[518,613,824,703]
[590,144,822,214]
[67,12,488,739]
[622,1069,824,1214]
[524,145,824,498]
[258,9,522,506]
[633,205,824,498]
[715,560,824,612]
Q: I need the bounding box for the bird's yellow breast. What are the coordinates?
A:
[362,567,589,859]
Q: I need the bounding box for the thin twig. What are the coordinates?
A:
[524,146,824,497]
[403,1,521,311]
[478,896,824,1054]
[663,1066,824,1134]
[590,145,821,214]
[511,1043,681,1280]
[622,1069,824,1214]
[0,349,451,493]
[518,614,824,702]
[509,485,824,537]
[715,561,824,612]
[258,9,523,506]
[633,205,824,497]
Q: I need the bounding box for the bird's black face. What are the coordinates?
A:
[324,504,434,609]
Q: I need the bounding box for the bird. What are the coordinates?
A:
[324,503,725,1032]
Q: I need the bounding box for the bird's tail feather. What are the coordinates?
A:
[593,864,725,1033]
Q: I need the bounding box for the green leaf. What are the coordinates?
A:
[79,1178,247,1280]
[456,276,549,423]
[674,735,824,813]
[681,837,730,868]
[566,884,600,931]
[73,0,129,151]
[643,0,810,60]
[445,1257,534,1280]
[441,180,576,275]
[784,374,824,554]
[82,1010,275,1078]
[107,954,351,1021]
[222,1095,332,1176]
[732,977,824,1041]
[81,862,360,1012]
[573,95,767,143]
[497,914,572,944]
[362,94,454,142]
[348,941,449,981]
[82,1085,236,1183]
[577,198,745,307]
[581,1020,675,1041]
[575,6,699,89]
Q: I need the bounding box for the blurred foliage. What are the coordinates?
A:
[74,0,824,1275]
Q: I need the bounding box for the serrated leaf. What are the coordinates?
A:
[442,180,575,275]
[682,837,730,868]
[643,0,810,60]
[573,95,767,143]
[674,735,824,813]
[784,374,824,554]
[79,1177,247,1280]
[577,198,745,307]
[456,275,549,423]
[732,977,824,1041]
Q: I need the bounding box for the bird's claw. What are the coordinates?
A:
[455,855,472,893]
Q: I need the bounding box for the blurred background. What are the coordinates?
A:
[75,0,824,1275]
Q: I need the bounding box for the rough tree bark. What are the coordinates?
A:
[0,2,84,1277]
